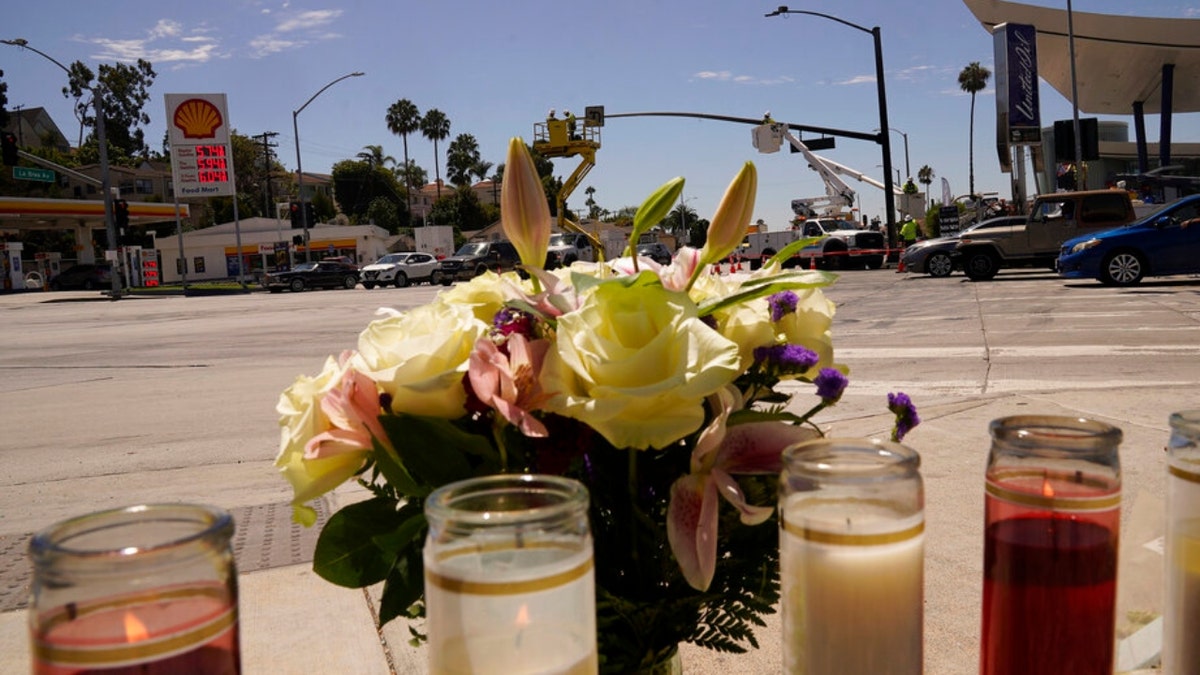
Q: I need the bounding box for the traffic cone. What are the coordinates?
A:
[809,255,816,270]
[897,259,906,273]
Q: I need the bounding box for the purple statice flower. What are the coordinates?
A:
[753,344,819,374]
[768,290,799,322]
[888,392,920,442]
[492,307,535,341]
[814,368,849,404]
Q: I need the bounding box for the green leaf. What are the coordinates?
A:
[628,177,685,255]
[764,236,820,269]
[381,414,496,488]
[697,269,837,318]
[378,545,427,626]
[313,497,406,587]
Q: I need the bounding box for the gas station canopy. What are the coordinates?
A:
[963,0,1200,114]
[0,197,189,230]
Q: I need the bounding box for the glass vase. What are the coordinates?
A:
[28,503,240,675]
[1165,410,1200,675]
[423,474,598,674]
[779,437,924,675]
[980,415,1122,675]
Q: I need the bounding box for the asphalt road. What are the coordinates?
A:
[2,266,1198,673]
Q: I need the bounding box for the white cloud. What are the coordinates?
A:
[692,70,795,85]
[80,19,224,66]
[249,35,298,57]
[276,9,343,32]
[148,20,182,40]
[837,75,877,86]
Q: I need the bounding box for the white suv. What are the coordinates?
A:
[360,252,438,288]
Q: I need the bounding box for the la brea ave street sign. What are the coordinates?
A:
[13,166,54,183]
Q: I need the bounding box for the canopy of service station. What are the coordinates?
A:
[964,0,1200,171]
[0,197,189,263]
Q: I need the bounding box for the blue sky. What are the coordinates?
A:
[5,1,1199,230]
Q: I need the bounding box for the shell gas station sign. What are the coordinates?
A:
[164,93,236,198]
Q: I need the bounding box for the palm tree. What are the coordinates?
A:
[446,133,481,188]
[585,185,598,220]
[917,165,935,212]
[385,99,421,218]
[420,108,451,200]
[958,62,991,200]
[356,144,394,170]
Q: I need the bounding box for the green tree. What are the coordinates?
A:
[664,202,699,243]
[446,133,481,187]
[356,144,394,170]
[472,159,493,185]
[330,158,407,232]
[958,61,991,199]
[585,185,599,220]
[420,108,450,200]
[396,160,428,195]
[917,164,935,212]
[64,58,157,163]
[385,99,421,220]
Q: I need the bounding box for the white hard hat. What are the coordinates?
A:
[549,108,555,115]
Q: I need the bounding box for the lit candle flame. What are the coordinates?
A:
[1042,475,1056,498]
[123,611,150,643]
[515,603,530,629]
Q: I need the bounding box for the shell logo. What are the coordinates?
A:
[173,98,224,139]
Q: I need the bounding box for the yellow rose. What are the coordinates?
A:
[541,274,741,449]
[436,270,519,324]
[352,302,489,419]
[275,355,364,525]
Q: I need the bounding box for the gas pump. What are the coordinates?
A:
[122,246,143,288]
[1,242,26,290]
[35,252,62,281]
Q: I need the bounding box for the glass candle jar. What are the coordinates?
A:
[980,415,1122,675]
[28,503,240,675]
[1165,410,1200,675]
[779,437,924,675]
[423,474,597,675]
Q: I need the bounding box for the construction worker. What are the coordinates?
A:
[899,217,919,247]
[565,110,578,140]
[547,108,557,121]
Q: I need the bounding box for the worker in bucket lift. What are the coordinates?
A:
[565,110,578,140]
[547,108,557,121]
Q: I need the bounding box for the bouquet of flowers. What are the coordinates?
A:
[275,138,919,672]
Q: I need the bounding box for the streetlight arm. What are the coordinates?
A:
[764,7,871,36]
[293,71,365,117]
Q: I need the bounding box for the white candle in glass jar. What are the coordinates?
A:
[1164,457,1200,675]
[425,539,597,675]
[780,497,924,675]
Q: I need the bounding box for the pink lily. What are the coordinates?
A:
[667,386,818,591]
[468,333,552,437]
[305,352,391,460]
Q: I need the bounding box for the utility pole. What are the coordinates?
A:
[254,131,279,217]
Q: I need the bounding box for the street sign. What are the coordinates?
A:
[13,166,55,183]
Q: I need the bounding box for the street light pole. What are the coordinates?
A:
[292,71,364,262]
[765,7,897,252]
[3,38,121,298]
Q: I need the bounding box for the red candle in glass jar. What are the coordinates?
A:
[980,416,1122,675]
[28,505,240,675]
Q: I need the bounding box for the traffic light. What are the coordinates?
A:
[1,132,17,165]
[114,199,130,229]
[304,202,316,226]
[289,201,302,228]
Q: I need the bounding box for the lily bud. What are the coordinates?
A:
[628,177,685,256]
[501,137,552,271]
[699,162,756,267]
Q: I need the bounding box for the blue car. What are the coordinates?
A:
[1057,195,1200,285]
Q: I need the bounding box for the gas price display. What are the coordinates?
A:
[194,145,230,183]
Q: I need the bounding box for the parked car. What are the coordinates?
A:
[1057,195,1200,286]
[321,255,359,270]
[901,216,1026,277]
[636,242,673,265]
[432,240,522,285]
[360,252,437,288]
[48,263,119,291]
[262,260,359,293]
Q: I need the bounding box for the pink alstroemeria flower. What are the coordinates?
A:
[667,387,818,591]
[305,352,391,460]
[468,333,552,437]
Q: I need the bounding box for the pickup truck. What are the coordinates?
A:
[742,218,885,270]
[545,232,595,269]
[954,190,1137,281]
